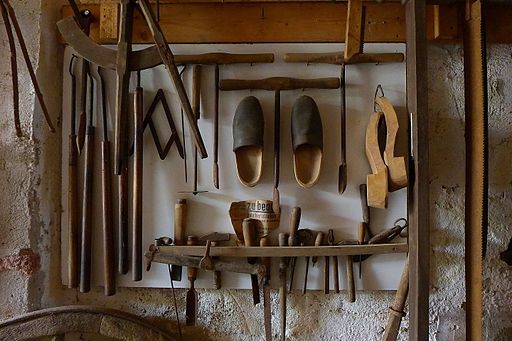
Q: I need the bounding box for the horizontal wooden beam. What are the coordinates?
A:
[155,243,408,257]
[61,2,512,44]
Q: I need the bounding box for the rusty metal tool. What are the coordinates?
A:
[242,218,260,305]
[260,235,272,341]
[463,1,488,339]
[287,207,302,293]
[67,55,80,289]
[132,71,144,282]
[292,229,315,293]
[186,236,199,326]
[278,232,289,341]
[80,69,95,293]
[171,199,187,281]
[220,78,340,211]
[0,0,56,135]
[96,66,115,295]
[328,229,340,294]
[382,256,409,341]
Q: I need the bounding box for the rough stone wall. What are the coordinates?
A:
[0,2,511,340]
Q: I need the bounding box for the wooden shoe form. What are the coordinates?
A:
[366,111,388,209]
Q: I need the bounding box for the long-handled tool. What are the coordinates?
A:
[328,229,340,294]
[0,0,56,135]
[213,64,220,189]
[278,232,289,341]
[260,236,272,341]
[242,219,260,305]
[132,71,144,282]
[171,199,187,281]
[220,78,339,211]
[80,69,96,293]
[186,236,199,326]
[382,256,409,341]
[287,207,301,293]
[302,230,318,295]
[67,55,80,289]
[96,66,115,295]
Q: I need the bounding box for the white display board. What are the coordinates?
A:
[61,43,407,290]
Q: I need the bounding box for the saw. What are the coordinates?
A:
[463,1,488,340]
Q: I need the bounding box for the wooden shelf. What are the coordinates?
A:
[155,243,408,257]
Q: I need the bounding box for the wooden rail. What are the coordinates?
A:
[62,2,512,44]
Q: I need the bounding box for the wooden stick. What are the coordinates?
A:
[118,158,129,275]
[284,52,404,65]
[213,64,220,189]
[346,256,355,302]
[278,233,288,341]
[132,83,144,282]
[382,257,409,341]
[220,77,340,91]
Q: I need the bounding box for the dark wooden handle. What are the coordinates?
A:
[187,236,199,280]
[382,257,409,341]
[288,207,301,246]
[333,255,340,294]
[311,231,324,265]
[175,52,275,65]
[132,87,144,282]
[174,199,187,246]
[243,219,260,305]
[80,126,95,293]
[220,77,340,91]
[368,225,402,244]
[101,140,115,296]
[284,52,404,65]
[118,160,129,275]
[260,237,271,278]
[346,256,355,302]
[68,134,79,289]
[324,254,329,294]
[359,184,370,225]
[192,65,202,120]
[278,233,289,268]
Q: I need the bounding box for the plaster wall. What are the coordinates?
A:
[0,2,511,340]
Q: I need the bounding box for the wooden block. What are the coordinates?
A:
[376,96,408,191]
[344,0,363,61]
[365,111,388,209]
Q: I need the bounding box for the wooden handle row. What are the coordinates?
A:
[220,77,340,91]
[284,52,404,65]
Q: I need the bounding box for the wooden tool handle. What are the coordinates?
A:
[324,253,330,294]
[192,65,202,120]
[68,134,79,288]
[243,219,260,305]
[102,140,115,296]
[132,87,144,282]
[80,126,95,293]
[288,207,301,246]
[175,52,275,65]
[358,223,366,244]
[118,160,129,275]
[220,77,340,91]
[187,236,199,280]
[174,199,187,246]
[346,256,355,303]
[359,184,370,225]
[312,231,324,265]
[284,52,404,65]
[368,225,403,244]
[278,232,288,341]
[382,257,409,341]
[278,233,289,267]
[333,255,340,294]
[260,236,271,279]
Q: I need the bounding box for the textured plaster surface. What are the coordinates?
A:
[0,2,512,340]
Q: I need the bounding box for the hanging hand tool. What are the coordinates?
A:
[328,229,340,294]
[242,219,260,305]
[220,78,340,212]
[67,55,80,289]
[345,254,355,303]
[172,199,187,281]
[132,71,144,282]
[463,1,488,339]
[338,63,347,194]
[260,236,272,341]
[213,64,220,189]
[180,66,188,183]
[311,231,324,268]
[357,222,366,279]
[367,218,408,244]
[186,236,199,326]
[382,256,409,341]
[301,230,317,295]
[287,207,301,293]
[324,236,330,294]
[80,69,95,293]
[96,66,115,295]
[0,0,56,135]
[278,232,289,341]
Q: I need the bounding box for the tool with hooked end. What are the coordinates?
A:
[242,219,260,305]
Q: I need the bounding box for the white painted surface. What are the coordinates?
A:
[60,43,407,290]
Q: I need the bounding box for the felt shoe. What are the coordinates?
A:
[233,96,264,187]
[291,95,323,188]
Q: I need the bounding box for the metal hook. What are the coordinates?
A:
[373,84,385,111]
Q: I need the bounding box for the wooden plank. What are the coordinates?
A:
[405,0,429,340]
[344,0,363,60]
[155,243,408,257]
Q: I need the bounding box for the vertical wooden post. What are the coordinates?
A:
[405,0,429,340]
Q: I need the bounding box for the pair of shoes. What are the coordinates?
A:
[365,96,408,209]
[233,95,323,188]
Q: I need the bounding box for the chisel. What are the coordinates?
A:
[186,235,199,326]
[278,232,289,341]
[260,236,272,341]
[287,207,301,293]
[242,218,260,305]
[172,199,187,281]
